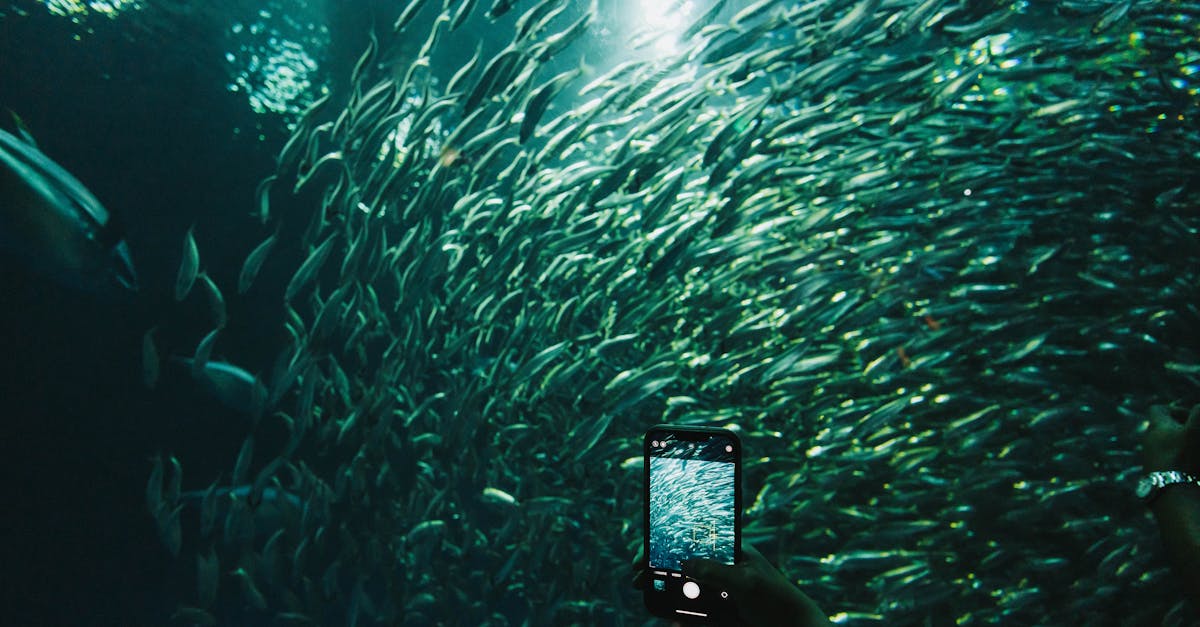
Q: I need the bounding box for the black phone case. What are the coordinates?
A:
[642,424,742,623]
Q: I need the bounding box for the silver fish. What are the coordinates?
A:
[175,225,199,301]
[196,272,226,328]
[174,356,268,416]
[238,230,277,294]
[285,234,336,303]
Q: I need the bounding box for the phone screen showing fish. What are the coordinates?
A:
[643,425,741,623]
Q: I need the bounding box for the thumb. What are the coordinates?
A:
[682,558,747,595]
[1149,404,1177,429]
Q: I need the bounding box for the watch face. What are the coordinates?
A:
[1136,477,1152,499]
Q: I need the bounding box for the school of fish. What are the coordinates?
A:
[144,0,1200,624]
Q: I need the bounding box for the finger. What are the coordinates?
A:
[682,558,753,598]
[1149,404,1176,428]
[740,543,780,580]
[1148,405,1185,437]
[740,542,769,566]
[681,557,721,581]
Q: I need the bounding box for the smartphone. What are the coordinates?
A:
[643,424,742,623]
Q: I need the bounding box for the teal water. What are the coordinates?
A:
[1,0,1198,625]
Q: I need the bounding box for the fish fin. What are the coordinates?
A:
[7,109,37,148]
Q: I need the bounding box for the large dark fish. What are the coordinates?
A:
[171,356,268,417]
[0,127,137,292]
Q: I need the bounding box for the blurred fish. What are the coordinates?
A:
[175,225,199,301]
[0,127,137,292]
[482,486,518,506]
[151,1,1200,625]
[195,548,218,608]
[196,272,226,328]
[519,67,582,144]
[172,356,268,416]
[285,233,336,303]
[238,229,277,294]
[231,567,267,610]
[489,0,517,20]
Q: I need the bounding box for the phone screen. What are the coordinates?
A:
[644,425,741,622]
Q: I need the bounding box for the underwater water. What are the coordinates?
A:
[1,0,1198,625]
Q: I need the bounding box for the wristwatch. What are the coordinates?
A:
[1137,470,1200,504]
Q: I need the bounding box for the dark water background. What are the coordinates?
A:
[0,2,285,623]
[2,0,1199,625]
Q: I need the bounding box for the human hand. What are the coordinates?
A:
[631,543,831,627]
[631,545,685,627]
[1141,403,1200,473]
[683,544,831,627]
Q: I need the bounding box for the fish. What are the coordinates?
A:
[0,127,137,292]
[530,9,592,62]
[196,272,226,328]
[172,357,268,416]
[166,455,183,506]
[195,548,219,608]
[284,233,336,303]
[151,0,1200,624]
[519,68,581,144]
[255,174,277,224]
[446,44,484,96]
[231,567,267,610]
[488,0,517,20]
[1091,0,1132,34]
[681,0,727,41]
[175,225,199,301]
[482,486,518,506]
[450,0,480,31]
[157,503,183,557]
[393,0,432,32]
[514,0,567,41]
[238,230,277,294]
[145,453,164,518]
[463,45,528,115]
[197,480,220,537]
